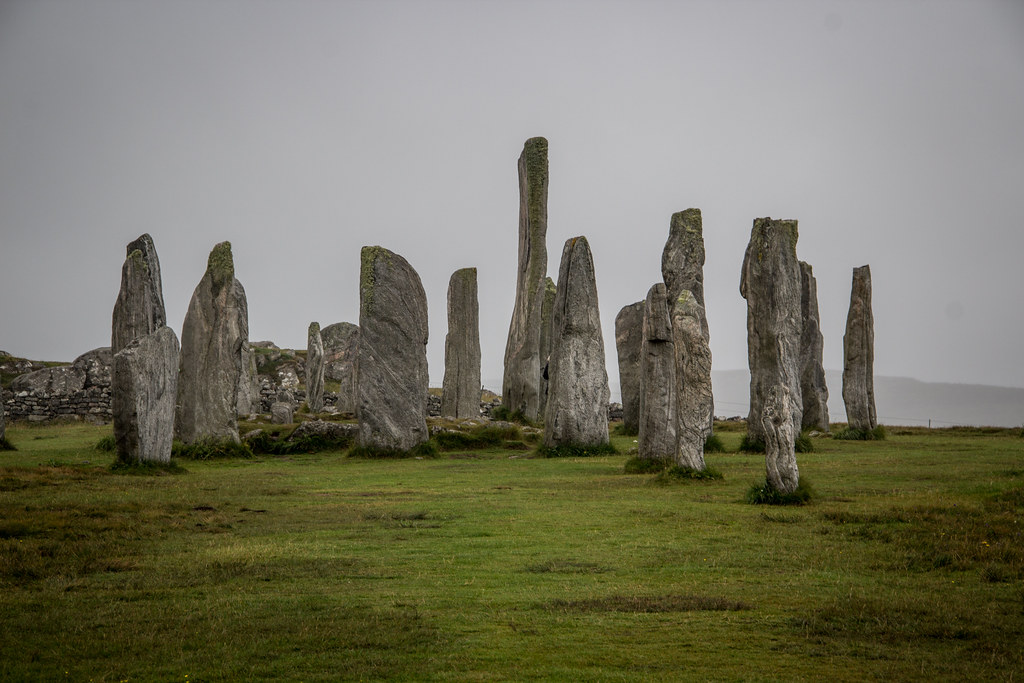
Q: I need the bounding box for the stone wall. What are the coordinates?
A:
[4,385,112,423]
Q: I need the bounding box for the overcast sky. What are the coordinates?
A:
[1,0,1023,396]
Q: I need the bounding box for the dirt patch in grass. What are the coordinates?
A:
[546,594,751,613]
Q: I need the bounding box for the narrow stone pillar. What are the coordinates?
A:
[538,277,557,415]
[307,322,325,413]
[638,284,676,460]
[672,291,713,470]
[799,261,829,432]
[842,265,877,431]
[614,300,645,434]
[441,268,482,419]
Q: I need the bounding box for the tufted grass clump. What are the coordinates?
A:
[834,425,887,441]
[172,439,253,460]
[489,405,540,428]
[623,456,669,474]
[94,434,115,452]
[536,441,617,458]
[246,430,354,455]
[433,425,522,451]
[348,440,439,459]
[0,435,17,451]
[654,465,725,483]
[703,433,726,453]
[740,432,814,453]
[612,423,639,437]
[746,478,814,505]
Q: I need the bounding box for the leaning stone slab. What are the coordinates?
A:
[614,300,645,434]
[842,265,877,431]
[306,322,325,413]
[112,233,167,356]
[502,137,549,421]
[112,326,179,464]
[543,236,610,449]
[441,268,482,419]
[356,246,429,451]
[638,284,676,461]
[672,291,713,470]
[799,261,829,432]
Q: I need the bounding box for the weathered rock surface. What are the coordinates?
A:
[543,236,610,448]
[10,348,112,395]
[356,246,429,451]
[538,276,557,415]
[441,268,481,419]
[0,386,6,442]
[843,265,877,431]
[112,326,179,464]
[321,322,359,413]
[270,401,294,425]
[672,291,713,470]
[799,261,830,432]
[662,209,709,340]
[762,384,799,493]
[740,217,803,448]
[176,242,250,444]
[287,419,357,444]
[502,137,549,421]
[638,284,676,460]
[614,300,645,434]
[236,334,260,416]
[306,322,325,413]
[111,234,167,356]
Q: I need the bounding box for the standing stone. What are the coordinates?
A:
[112,233,167,356]
[356,246,429,451]
[799,261,830,432]
[842,265,877,431]
[306,322,325,413]
[739,218,803,455]
[236,303,260,417]
[176,242,250,444]
[270,401,294,425]
[502,137,549,421]
[662,209,709,340]
[614,300,644,434]
[112,326,179,464]
[762,384,799,494]
[538,277,557,415]
[0,386,6,444]
[672,291,713,470]
[543,236,610,449]
[441,268,481,419]
[321,322,359,414]
[638,284,676,461]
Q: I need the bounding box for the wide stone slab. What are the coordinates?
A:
[113,326,179,464]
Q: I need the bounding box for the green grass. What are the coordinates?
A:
[0,421,1023,680]
[834,424,888,441]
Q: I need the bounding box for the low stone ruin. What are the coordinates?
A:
[5,348,113,422]
[843,265,877,431]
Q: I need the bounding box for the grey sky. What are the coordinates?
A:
[2,0,1023,395]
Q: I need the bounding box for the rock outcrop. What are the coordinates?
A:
[842,265,877,431]
[638,284,676,460]
[672,291,713,470]
[502,137,549,421]
[441,268,481,419]
[111,233,167,356]
[614,300,645,434]
[356,246,429,451]
[112,326,179,463]
[799,261,830,432]
[321,322,359,414]
[306,322,325,413]
[543,236,610,449]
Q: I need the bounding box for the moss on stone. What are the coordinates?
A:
[206,241,235,294]
[360,246,393,316]
[126,249,149,275]
[522,137,548,290]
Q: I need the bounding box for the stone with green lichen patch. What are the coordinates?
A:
[206,241,235,294]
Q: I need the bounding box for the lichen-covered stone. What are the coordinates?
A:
[662,209,708,341]
[543,236,610,448]
[502,137,549,421]
[538,276,557,415]
[357,246,429,451]
[762,384,799,493]
[112,234,167,356]
[672,291,713,470]
[799,261,829,432]
[306,322,325,413]
[176,242,250,444]
[638,284,676,460]
[614,300,645,433]
[740,217,803,459]
[321,322,359,413]
[843,265,877,431]
[441,268,481,419]
[112,326,179,464]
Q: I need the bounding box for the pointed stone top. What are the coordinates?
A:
[308,321,321,335]
[126,233,156,258]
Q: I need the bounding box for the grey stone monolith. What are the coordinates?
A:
[662,209,709,340]
[672,291,713,470]
[799,261,830,432]
[0,386,6,444]
[614,300,644,434]
[638,284,676,460]
[356,246,429,451]
[271,401,294,425]
[740,217,803,474]
[306,322,325,413]
[236,323,259,417]
[502,137,549,421]
[543,236,610,449]
[112,233,167,356]
[441,268,481,419]
[842,265,877,431]
[176,242,250,444]
[538,276,557,415]
[762,384,799,494]
[113,326,179,464]
[321,322,359,414]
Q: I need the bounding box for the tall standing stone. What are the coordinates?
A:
[441,268,481,419]
[662,209,709,340]
[113,326,179,464]
[543,236,610,449]
[614,300,644,434]
[321,322,359,414]
[762,384,799,493]
[740,217,803,479]
[112,233,167,356]
[538,277,557,415]
[672,291,713,470]
[799,261,830,432]
[176,242,250,444]
[235,294,260,417]
[306,322,325,413]
[638,284,676,460]
[356,246,429,451]
[842,265,877,431]
[502,137,548,421]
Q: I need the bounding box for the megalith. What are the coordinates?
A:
[740,217,803,455]
[111,233,167,355]
[662,209,709,340]
[543,236,610,449]
[672,291,713,470]
[638,284,676,460]
[762,384,799,494]
[113,326,179,464]
[356,246,429,451]
[614,300,645,435]
[176,242,250,444]
[306,322,325,413]
[799,261,830,432]
[502,137,548,421]
[0,386,6,445]
[842,265,877,432]
[321,322,359,414]
[441,268,481,419]
[538,276,557,415]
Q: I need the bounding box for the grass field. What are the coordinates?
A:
[1,420,1022,681]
